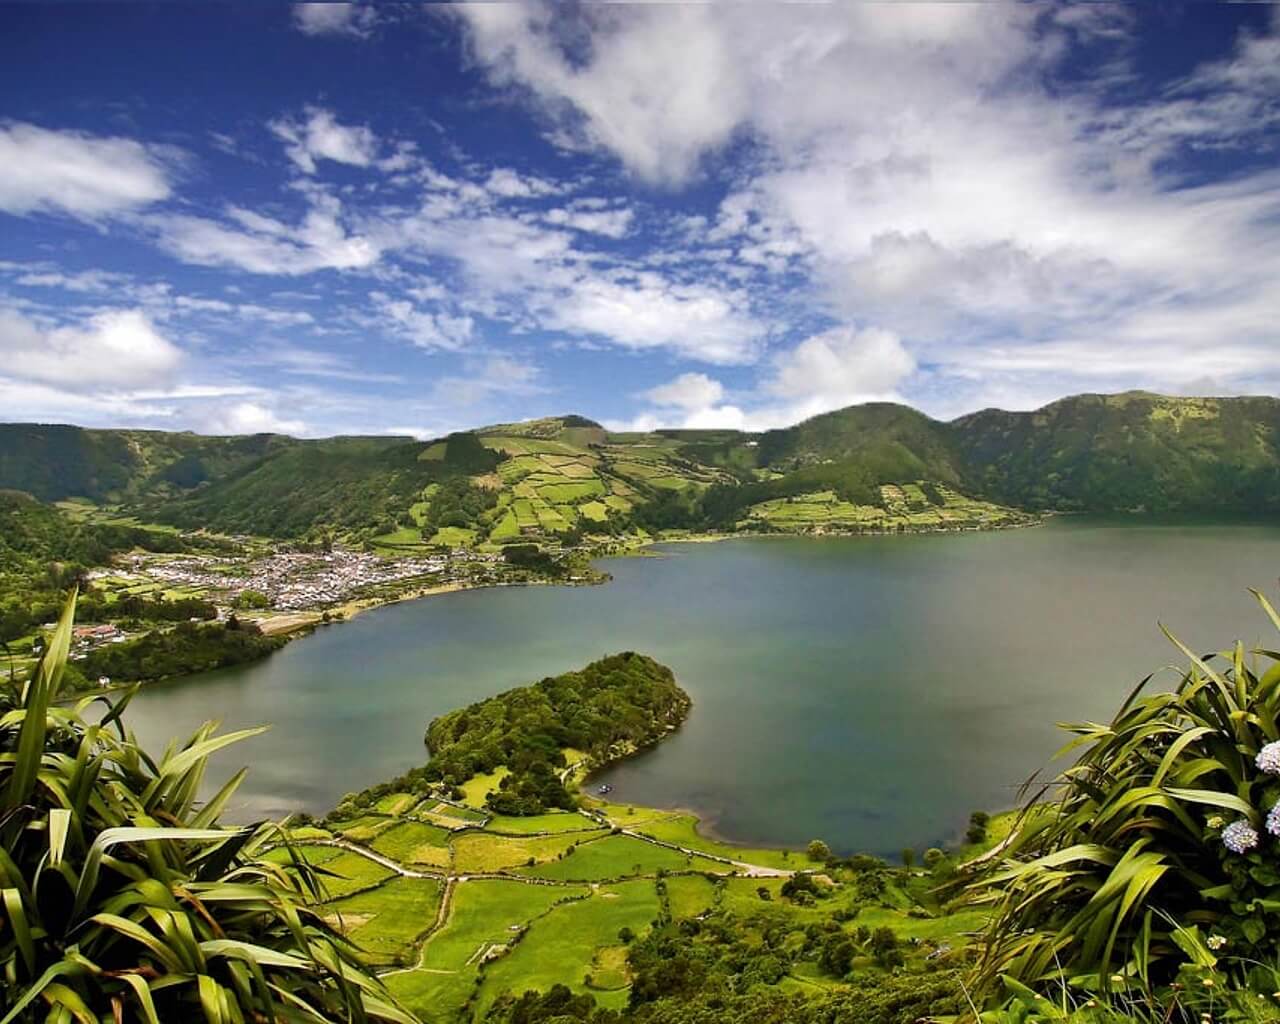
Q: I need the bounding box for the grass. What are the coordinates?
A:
[535,480,606,503]
[427,526,477,548]
[370,526,425,549]
[486,811,599,835]
[387,879,587,1020]
[374,791,418,816]
[743,482,1028,533]
[326,876,443,966]
[369,821,453,867]
[518,834,730,881]
[490,510,521,541]
[665,874,719,919]
[452,831,603,873]
[336,814,399,842]
[315,850,396,898]
[605,809,798,871]
[474,881,659,1018]
[459,767,510,808]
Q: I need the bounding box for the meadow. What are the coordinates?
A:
[283,788,997,1023]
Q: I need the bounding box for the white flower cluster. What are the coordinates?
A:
[1222,819,1260,854]
[1257,741,1280,775]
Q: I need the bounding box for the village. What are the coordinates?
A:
[68,543,513,648]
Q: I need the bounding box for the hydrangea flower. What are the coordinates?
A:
[1257,741,1280,775]
[1223,820,1260,854]
[1269,803,1280,838]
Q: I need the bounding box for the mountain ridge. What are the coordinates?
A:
[3,391,1279,540]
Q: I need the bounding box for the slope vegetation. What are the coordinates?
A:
[4,393,1280,543]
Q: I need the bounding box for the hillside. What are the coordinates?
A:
[0,489,185,576]
[952,391,1280,512]
[0,423,295,503]
[3,393,1279,544]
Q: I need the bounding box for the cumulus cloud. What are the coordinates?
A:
[641,372,724,411]
[199,401,307,435]
[546,275,763,365]
[0,122,174,219]
[0,308,183,390]
[270,107,380,173]
[370,292,474,351]
[456,4,749,185]
[454,4,1280,411]
[765,326,916,404]
[292,3,377,39]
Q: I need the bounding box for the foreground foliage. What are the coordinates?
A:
[971,590,1280,994]
[0,590,414,1023]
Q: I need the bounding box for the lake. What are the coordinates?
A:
[127,518,1280,856]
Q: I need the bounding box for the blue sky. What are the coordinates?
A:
[2,2,1278,438]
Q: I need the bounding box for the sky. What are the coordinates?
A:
[2,2,1279,439]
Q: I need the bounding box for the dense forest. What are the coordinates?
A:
[72,619,286,686]
[424,652,691,814]
[0,489,186,575]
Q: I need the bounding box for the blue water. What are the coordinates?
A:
[126,518,1280,855]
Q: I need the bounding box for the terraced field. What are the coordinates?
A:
[362,415,1040,556]
[744,482,1035,534]
[276,792,995,1022]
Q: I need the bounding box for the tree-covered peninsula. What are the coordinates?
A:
[423,652,690,815]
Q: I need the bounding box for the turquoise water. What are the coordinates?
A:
[126,519,1280,855]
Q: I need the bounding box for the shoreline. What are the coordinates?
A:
[64,513,1049,701]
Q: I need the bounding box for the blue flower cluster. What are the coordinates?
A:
[1223,820,1260,854]
[1269,803,1280,838]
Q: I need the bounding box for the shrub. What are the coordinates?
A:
[0,589,414,1023]
[970,590,1280,994]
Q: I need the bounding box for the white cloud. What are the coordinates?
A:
[0,122,174,219]
[0,308,183,390]
[642,372,724,410]
[484,167,561,198]
[292,3,377,39]
[153,191,379,275]
[200,401,306,435]
[544,205,633,238]
[455,4,1280,413]
[456,4,750,185]
[547,275,764,365]
[618,325,915,432]
[431,354,544,406]
[270,107,380,174]
[766,326,915,404]
[371,292,474,351]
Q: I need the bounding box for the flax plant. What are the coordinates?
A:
[0,588,417,1023]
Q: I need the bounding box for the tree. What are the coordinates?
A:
[965,809,990,845]
[807,838,831,862]
[235,588,270,609]
[0,589,415,1023]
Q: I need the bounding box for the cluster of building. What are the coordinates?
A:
[70,622,127,653]
[120,547,471,611]
[114,546,521,613]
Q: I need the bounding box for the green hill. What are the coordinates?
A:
[3,393,1279,543]
[951,391,1280,512]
